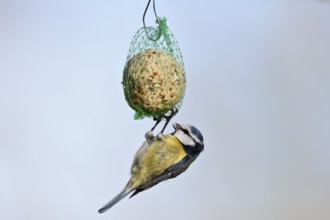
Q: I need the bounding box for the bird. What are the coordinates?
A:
[98,123,204,213]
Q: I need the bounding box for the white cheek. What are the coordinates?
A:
[176,131,195,146]
[191,133,201,144]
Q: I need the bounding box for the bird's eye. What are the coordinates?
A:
[182,128,189,135]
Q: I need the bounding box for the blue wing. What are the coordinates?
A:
[129,155,192,198]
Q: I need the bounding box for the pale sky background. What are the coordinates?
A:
[1,0,330,220]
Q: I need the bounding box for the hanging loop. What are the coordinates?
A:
[143,0,161,41]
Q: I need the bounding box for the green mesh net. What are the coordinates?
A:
[123,18,186,120]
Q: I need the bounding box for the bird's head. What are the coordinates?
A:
[172,123,204,156]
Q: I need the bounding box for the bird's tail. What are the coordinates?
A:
[98,189,133,213]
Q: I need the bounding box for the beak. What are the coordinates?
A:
[172,123,181,131]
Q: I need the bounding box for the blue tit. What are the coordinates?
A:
[98,123,204,213]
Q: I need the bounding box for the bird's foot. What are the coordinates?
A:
[156,133,164,141]
[145,130,154,140]
[159,107,179,134]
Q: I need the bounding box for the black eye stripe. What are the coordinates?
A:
[181,128,189,135]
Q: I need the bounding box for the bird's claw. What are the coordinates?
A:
[145,130,154,140]
[156,133,164,141]
[147,108,179,139]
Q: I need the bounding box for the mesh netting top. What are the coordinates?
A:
[125,18,185,69]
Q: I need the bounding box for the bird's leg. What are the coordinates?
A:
[145,117,161,140]
[156,108,178,140]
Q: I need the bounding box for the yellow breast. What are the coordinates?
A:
[134,134,186,186]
